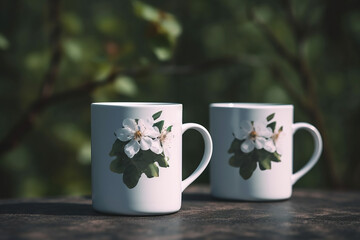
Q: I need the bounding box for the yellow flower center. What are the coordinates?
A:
[134,130,142,140]
[272,129,282,142]
[250,130,257,140]
[160,131,167,143]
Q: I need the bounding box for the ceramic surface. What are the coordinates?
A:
[91,102,212,215]
[210,103,322,201]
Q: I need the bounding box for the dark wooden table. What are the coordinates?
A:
[0,186,359,240]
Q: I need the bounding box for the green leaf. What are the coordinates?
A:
[152,111,162,120]
[259,157,271,170]
[132,158,151,171]
[239,158,257,180]
[228,138,242,153]
[154,47,172,61]
[143,163,159,178]
[257,149,281,163]
[110,158,127,173]
[279,126,283,131]
[0,34,9,50]
[109,139,127,156]
[229,156,242,167]
[114,76,138,97]
[123,164,141,189]
[156,155,169,167]
[63,38,82,61]
[133,0,160,22]
[267,113,275,122]
[166,125,173,132]
[272,152,282,162]
[153,120,164,132]
[267,122,276,132]
[134,150,169,169]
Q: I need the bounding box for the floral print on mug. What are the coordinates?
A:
[109,111,173,189]
[228,113,284,180]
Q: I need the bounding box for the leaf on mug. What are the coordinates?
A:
[266,113,275,122]
[123,164,142,189]
[143,163,159,178]
[267,121,276,132]
[110,157,127,173]
[152,111,162,120]
[239,158,257,180]
[153,120,164,132]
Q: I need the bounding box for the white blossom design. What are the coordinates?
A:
[115,118,160,158]
[228,113,283,180]
[234,121,273,153]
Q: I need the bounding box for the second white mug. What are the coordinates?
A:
[210,103,322,201]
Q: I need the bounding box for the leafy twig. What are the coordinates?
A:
[40,0,62,99]
[0,0,63,156]
[250,5,340,187]
[0,56,241,157]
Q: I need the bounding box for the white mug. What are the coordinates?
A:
[210,103,322,201]
[91,102,213,215]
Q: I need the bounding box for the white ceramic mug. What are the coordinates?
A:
[210,103,322,201]
[91,102,213,215]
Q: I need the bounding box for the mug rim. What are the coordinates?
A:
[91,102,182,107]
[210,103,293,109]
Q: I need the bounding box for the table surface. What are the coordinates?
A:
[0,186,359,240]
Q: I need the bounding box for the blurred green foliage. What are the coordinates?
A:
[0,0,359,198]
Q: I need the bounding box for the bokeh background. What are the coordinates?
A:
[0,0,359,198]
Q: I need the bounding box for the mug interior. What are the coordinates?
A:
[210,103,293,109]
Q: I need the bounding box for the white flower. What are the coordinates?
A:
[151,127,173,160]
[115,118,160,158]
[160,128,173,160]
[271,127,285,155]
[234,121,273,153]
[263,138,276,153]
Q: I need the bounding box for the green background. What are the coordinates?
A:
[0,0,359,198]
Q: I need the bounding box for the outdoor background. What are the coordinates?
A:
[0,0,359,198]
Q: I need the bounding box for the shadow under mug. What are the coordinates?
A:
[91,102,213,215]
[210,103,322,201]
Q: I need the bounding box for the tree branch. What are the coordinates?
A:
[0,57,242,157]
[0,0,63,156]
[268,64,309,110]
[250,6,341,188]
[40,0,62,99]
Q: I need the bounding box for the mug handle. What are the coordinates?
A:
[291,122,323,185]
[181,123,213,192]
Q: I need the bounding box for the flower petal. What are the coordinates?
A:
[139,136,152,150]
[123,118,138,131]
[124,139,140,158]
[254,137,266,149]
[264,139,276,153]
[253,120,265,131]
[234,128,249,140]
[115,127,134,141]
[150,139,163,154]
[254,121,272,137]
[138,118,154,131]
[239,121,253,132]
[138,118,160,138]
[263,127,273,138]
[146,127,161,138]
[241,138,255,153]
